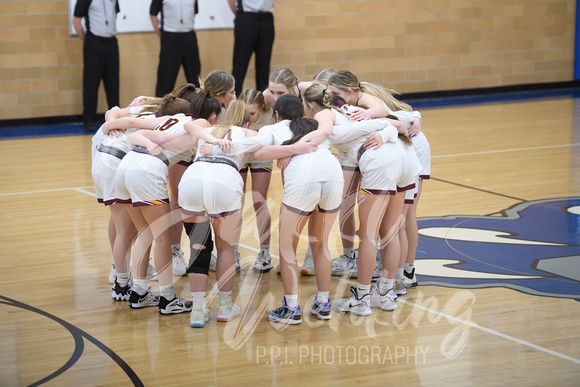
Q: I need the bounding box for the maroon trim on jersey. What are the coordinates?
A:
[341,166,360,172]
[177,160,193,167]
[397,183,416,192]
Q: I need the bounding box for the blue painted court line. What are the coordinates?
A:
[0,123,94,140]
[2,87,580,139]
[405,88,580,110]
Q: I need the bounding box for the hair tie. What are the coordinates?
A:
[358,83,362,89]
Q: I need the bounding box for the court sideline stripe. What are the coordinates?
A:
[236,246,580,365]
[0,186,95,197]
[432,142,580,159]
[396,297,580,365]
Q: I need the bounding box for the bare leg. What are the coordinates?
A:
[339,170,361,250]
[406,180,423,265]
[109,203,137,275]
[211,212,242,292]
[278,207,309,295]
[127,205,154,280]
[356,193,389,286]
[308,210,339,293]
[378,192,406,280]
[168,163,187,246]
[250,171,272,246]
[139,204,173,287]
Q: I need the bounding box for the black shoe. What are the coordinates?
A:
[111,280,130,301]
[159,295,193,315]
[403,268,418,288]
[83,122,96,132]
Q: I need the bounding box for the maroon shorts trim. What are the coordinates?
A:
[397,183,416,192]
[342,166,360,172]
[281,203,312,216]
[359,188,396,196]
[419,174,430,180]
[133,198,170,207]
[317,204,341,214]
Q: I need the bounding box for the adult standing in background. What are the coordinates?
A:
[150,0,201,97]
[73,0,120,132]
[228,0,275,96]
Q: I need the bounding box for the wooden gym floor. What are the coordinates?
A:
[0,90,579,386]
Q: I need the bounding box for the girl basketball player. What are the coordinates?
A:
[178,100,254,327]
[234,94,341,324]
[326,71,423,282]
[94,95,188,297]
[102,92,224,315]
[235,89,275,273]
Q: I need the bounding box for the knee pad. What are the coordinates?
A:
[184,221,213,275]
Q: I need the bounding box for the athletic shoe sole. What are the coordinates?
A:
[267,316,302,325]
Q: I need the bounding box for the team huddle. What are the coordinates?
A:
[91,67,431,328]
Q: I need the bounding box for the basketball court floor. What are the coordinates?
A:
[0,90,579,385]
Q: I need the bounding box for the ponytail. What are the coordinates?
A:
[281,117,319,145]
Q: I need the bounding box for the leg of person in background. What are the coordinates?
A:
[331,169,360,276]
[102,36,120,112]
[267,207,308,325]
[155,32,182,97]
[82,34,102,131]
[251,170,274,273]
[182,31,201,88]
[232,12,258,95]
[168,163,188,276]
[253,12,275,93]
[371,191,406,312]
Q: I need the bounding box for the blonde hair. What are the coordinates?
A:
[269,67,299,92]
[312,68,336,84]
[328,70,412,112]
[211,100,249,139]
[199,70,235,98]
[239,88,271,113]
[303,84,353,121]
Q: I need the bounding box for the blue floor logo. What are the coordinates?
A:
[415,197,580,300]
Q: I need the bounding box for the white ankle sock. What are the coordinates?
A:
[116,272,130,287]
[343,248,355,258]
[191,292,206,308]
[219,290,232,304]
[285,294,299,308]
[317,291,329,304]
[132,279,149,295]
[159,284,174,300]
[379,277,394,291]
